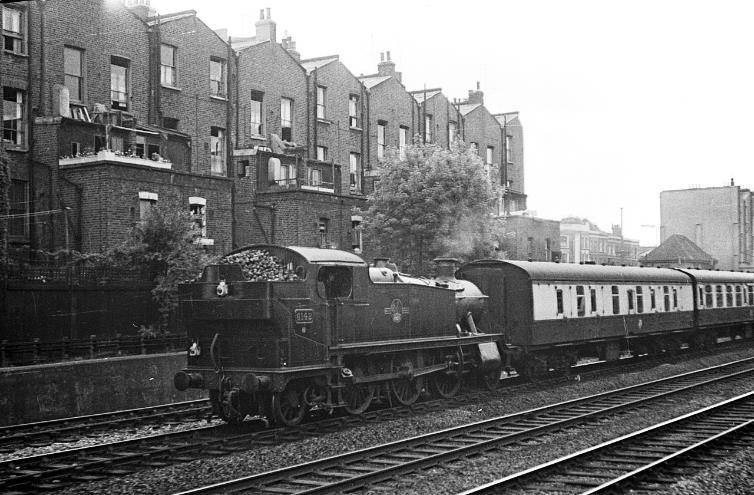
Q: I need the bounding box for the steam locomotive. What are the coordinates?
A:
[174,244,754,425]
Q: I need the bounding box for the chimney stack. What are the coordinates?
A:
[467,81,484,105]
[283,35,300,62]
[125,0,156,19]
[255,7,277,43]
[377,51,401,82]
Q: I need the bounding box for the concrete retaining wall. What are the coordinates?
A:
[0,353,205,426]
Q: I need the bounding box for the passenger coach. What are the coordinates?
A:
[458,261,695,375]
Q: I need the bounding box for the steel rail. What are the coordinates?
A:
[173,357,754,494]
[0,399,211,448]
[460,391,754,494]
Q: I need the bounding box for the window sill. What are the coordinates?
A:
[210,95,228,101]
[250,134,267,140]
[350,126,363,132]
[3,50,28,58]
[3,146,29,153]
[317,118,331,125]
[161,84,182,92]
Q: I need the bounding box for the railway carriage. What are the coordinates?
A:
[677,268,754,343]
[457,261,696,373]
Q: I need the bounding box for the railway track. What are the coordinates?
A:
[172,356,754,494]
[460,391,754,494]
[0,399,211,451]
[1,346,751,492]
[0,388,493,492]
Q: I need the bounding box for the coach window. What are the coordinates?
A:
[726,285,733,307]
[749,285,754,306]
[663,286,670,311]
[697,287,703,309]
[556,289,564,316]
[317,266,352,300]
[590,288,597,314]
[627,289,635,313]
[611,286,620,314]
[715,285,723,307]
[650,287,656,311]
[672,287,678,309]
[704,285,713,307]
[735,285,743,306]
[576,286,585,317]
[636,286,644,313]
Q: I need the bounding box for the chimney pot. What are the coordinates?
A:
[259,9,264,20]
[266,7,271,19]
[387,50,391,61]
[476,81,480,90]
[380,52,384,62]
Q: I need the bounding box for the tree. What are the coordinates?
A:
[361,140,504,275]
[87,205,218,332]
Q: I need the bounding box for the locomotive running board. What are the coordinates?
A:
[329,333,504,355]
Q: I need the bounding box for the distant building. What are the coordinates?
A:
[641,234,716,269]
[660,185,753,271]
[560,217,640,265]
[502,213,560,262]
[494,112,526,213]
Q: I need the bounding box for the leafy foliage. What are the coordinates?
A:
[361,140,504,275]
[86,205,218,331]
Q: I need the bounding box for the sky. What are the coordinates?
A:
[148,0,754,246]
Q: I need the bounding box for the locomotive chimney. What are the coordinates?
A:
[434,258,459,281]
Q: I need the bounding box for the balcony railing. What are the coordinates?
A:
[59,150,172,169]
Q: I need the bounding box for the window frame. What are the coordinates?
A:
[377,121,386,161]
[2,6,26,55]
[349,152,361,193]
[280,97,293,141]
[348,94,359,128]
[424,114,433,143]
[64,46,84,102]
[160,44,177,87]
[316,86,326,120]
[110,56,130,111]
[210,126,226,175]
[2,86,26,149]
[209,57,226,98]
[250,91,263,136]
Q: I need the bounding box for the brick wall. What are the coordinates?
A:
[60,161,233,253]
[307,59,366,194]
[365,78,418,171]
[418,91,463,149]
[236,41,307,150]
[29,0,150,121]
[157,14,231,175]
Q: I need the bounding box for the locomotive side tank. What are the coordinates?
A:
[175,245,503,425]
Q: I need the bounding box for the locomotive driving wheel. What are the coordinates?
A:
[390,358,424,406]
[342,365,375,415]
[430,351,462,398]
[271,381,307,426]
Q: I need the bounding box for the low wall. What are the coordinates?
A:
[0,353,205,426]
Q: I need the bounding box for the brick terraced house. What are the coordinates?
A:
[2,0,526,259]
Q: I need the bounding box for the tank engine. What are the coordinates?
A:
[174,245,503,425]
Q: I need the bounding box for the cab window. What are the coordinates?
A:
[317,266,353,299]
